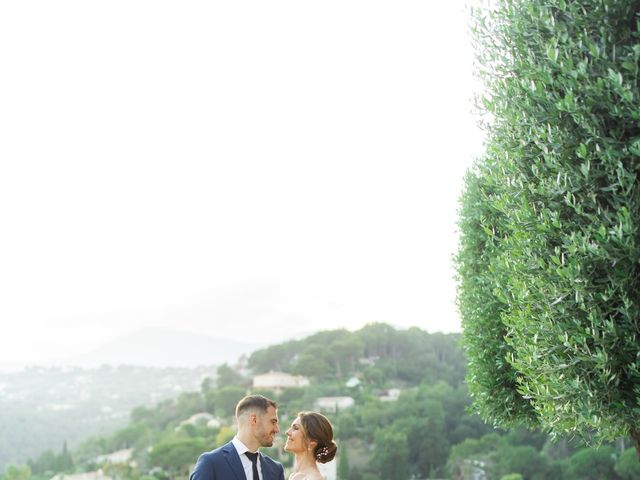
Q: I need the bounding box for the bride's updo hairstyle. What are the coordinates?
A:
[298,411,337,464]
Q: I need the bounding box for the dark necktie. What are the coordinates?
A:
[245,451,259,480]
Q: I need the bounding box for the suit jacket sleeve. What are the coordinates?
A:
[260,454,285,480]
[267,456,285,480]
[190,451,215,480]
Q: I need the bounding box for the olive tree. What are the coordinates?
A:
[456,0,640,454]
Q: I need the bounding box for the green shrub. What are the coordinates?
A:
[615,448,640,480]
[566,446,618,480]
[457,0,640,453]
[501,474,523,480]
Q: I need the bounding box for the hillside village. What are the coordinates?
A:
[56,370,375,480]
[0,365,215,472]
[15,324,475,479]
[5,324,639,480]
[46,359,411,480]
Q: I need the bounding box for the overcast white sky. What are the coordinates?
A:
[1,1,484,368]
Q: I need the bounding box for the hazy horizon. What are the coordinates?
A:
[0,321,450,371]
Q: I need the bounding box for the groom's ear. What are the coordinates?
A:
[248,412,258,426]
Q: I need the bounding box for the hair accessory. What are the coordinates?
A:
[315,446,329,459]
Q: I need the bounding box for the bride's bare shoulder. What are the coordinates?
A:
[288,473,324,480]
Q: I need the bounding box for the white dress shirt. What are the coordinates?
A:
[232,436,263,480]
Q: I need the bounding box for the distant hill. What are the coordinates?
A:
[248,323,466,386]
[0,363,215,472]
[62,327,266,368]
[55,324,473,480]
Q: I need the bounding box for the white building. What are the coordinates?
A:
[379,388,401,402]
[176,412,222,430]
[345,376,361,388]
[181,412,214,426]
[315,396,355,413]
[51,470,113,480]
[253,371,310,391]
[94,449,133,465]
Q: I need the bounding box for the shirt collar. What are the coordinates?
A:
[232,436,258,455]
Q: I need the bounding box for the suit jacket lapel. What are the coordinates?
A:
[258,453,273,480]
[222,443,248,480]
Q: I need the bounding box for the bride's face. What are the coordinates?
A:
[284,417,308,453]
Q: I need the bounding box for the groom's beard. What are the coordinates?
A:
[257,425,276,447]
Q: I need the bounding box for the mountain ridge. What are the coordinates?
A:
[56,326,266,368]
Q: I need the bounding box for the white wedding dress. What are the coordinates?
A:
[288,473,325,480]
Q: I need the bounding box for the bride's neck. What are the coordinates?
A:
[293,452,317,472]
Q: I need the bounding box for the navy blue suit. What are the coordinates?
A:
[190,441,285,480]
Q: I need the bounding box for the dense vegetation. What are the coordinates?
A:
[456,0,640,454]
[3,324,639,480]
[248,323,466,385]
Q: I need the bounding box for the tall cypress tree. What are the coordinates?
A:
[456,0,640,454]
[337,444,350,480]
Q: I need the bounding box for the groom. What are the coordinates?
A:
[190,394,285,480]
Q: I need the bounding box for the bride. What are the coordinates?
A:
[284,411,337,480]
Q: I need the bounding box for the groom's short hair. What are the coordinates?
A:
[236,394,277,419]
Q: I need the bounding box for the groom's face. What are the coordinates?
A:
[255,405,279,447]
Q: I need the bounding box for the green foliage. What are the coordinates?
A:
[213,386,246,417]
[540,436,581,461]
[109,424,151,451]
[148,438,208,479]
[16,325,527,479]
[277,387,305,405]
[566,446,619,480]
[501,475,524,480]
[335,412,358,440]
[291,346,334,378]
[70,437,107,468]
[27,442,73,477]
[397,390,452,477]
[447,432,503,479]
[337,444,349,480]
[503,428,549,451]
[27,450,56,477]
[449,432,503,461]
[214,427,235,447]
[248,322,466,387]
[615,448,640,479]
[457,0,640,448]
[130,401,177,432]
[341,381,491,479]
[103,463,140,480]
[1,465,31,480]
[200,377,216,413]
[215,364,245,388]
[57,442,73,473]
[0,365,212,471]
[494,445,548,480]
[371,429,409,480]
[247,343,298,373]
[456,169,537,429]
[175,392,205,420]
